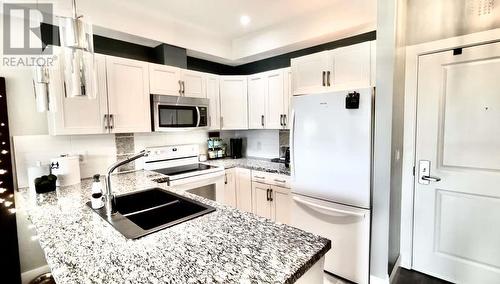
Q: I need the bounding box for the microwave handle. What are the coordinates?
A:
[196,107,201,127]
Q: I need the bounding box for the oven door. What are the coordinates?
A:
[155,103,200,129]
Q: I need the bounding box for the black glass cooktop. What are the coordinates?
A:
[152,164,216,176]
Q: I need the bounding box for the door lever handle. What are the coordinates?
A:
[422,175,441,182]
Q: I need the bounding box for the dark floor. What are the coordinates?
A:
[393,268,454,284]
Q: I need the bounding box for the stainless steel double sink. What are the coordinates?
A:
[87,188,215,239]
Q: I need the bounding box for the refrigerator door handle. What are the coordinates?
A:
[292,196,366,218]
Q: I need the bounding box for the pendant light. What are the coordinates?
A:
[58,0,96,98]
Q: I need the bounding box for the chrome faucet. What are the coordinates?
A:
[104,150,150,216]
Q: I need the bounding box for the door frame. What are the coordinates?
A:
[400,28,500,269]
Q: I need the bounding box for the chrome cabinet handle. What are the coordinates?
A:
[178,80,183,96]
[274,179,286,183]
[322,71,326,86]
[181,81,185,96]
[422,175,441,182]
[261,115,264,127]
[266,188,270,201]
[254,176,265,180]
[283,114,287,127]
[326,71,331,86]
[269,188,273,202]
[224,173,228,184]
[104,114,109,130]
[109,114,114,130]
[280,114,284,126]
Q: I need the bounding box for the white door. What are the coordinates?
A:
[291,50,332,95]
[181,70,206,98]
[266,70,284,129]
[47,52,108,135]
[271,185,290,224]
[252,182,272,219]
[220,76,248,130]
[206,75,220,130]
[248,73,267,129]
[223,169,236,207]
[106,56,151,133]
[331,42,371,90]
[149,63,181,96]
[413,42,500,284]
[236,168,252,213]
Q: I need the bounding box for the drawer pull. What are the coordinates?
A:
[254,176,265,179]
[274,179,286,183]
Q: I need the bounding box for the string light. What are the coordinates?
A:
[1,150,7,154]
[0,188,6,193]
[4,201,12,207]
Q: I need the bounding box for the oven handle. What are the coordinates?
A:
[196,107,201,127]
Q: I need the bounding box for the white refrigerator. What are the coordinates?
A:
[290,88,373,284]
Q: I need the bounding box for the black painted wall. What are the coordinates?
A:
[0,78,21,284]
[41,23,375,75]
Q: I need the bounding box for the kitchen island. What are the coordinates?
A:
[16,170,330,283]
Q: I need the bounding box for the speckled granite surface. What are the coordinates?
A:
[16,170,329,284]
[205,158,291,176]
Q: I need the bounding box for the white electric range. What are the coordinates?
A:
[143,144,225,202]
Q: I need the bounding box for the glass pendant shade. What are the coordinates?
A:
[33,66,50,112]
[58,6,96,99]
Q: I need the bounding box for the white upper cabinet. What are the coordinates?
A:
[206,75,220,130]
[47,52,108,135]
[149,63,181,96]
[291,50,333,95]
[331,41,372,90]
[106,56,151,133]
[181,70,206,98]
[291,41,375,95]
[247,73,267,129]
[220,76,248,130]
[266,69,285,129]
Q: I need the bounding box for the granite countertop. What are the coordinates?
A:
[16,170,329,284]
[205,158,291,176]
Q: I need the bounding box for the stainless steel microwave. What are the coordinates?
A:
[151,95,209,131]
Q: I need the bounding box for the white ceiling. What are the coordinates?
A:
[124,0,344,38]
[47,0,377,64]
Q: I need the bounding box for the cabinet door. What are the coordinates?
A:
[220,76,248,130]
[283,68,292,129]
[291,50,333,95]
[252,182,272,219]
[181,70,206,98]
[236,168,252,213]
[149,63,181,96]
[106,56,151,133]
[47,52,108,135]
[247,73,267,129]
[271,185,291,224]
[223,169,236,207]
[206,75,220,130]
[332,42,371,90]
[266,69,284,129]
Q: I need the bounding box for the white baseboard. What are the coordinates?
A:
[389,255,402,283]
[370,274,390,284]
[21,265,50,284]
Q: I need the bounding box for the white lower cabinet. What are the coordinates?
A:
[223,168,252,213]
[251,171,291,224]
[235,168,252,212]
[223,169,237,207]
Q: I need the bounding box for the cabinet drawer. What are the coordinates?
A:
[251,170,290,188]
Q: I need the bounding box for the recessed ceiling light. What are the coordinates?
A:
[240,15,251,26]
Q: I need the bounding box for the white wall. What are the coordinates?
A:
[233,130,280,159]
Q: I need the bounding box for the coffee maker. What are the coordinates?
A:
[230,138,243,159]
